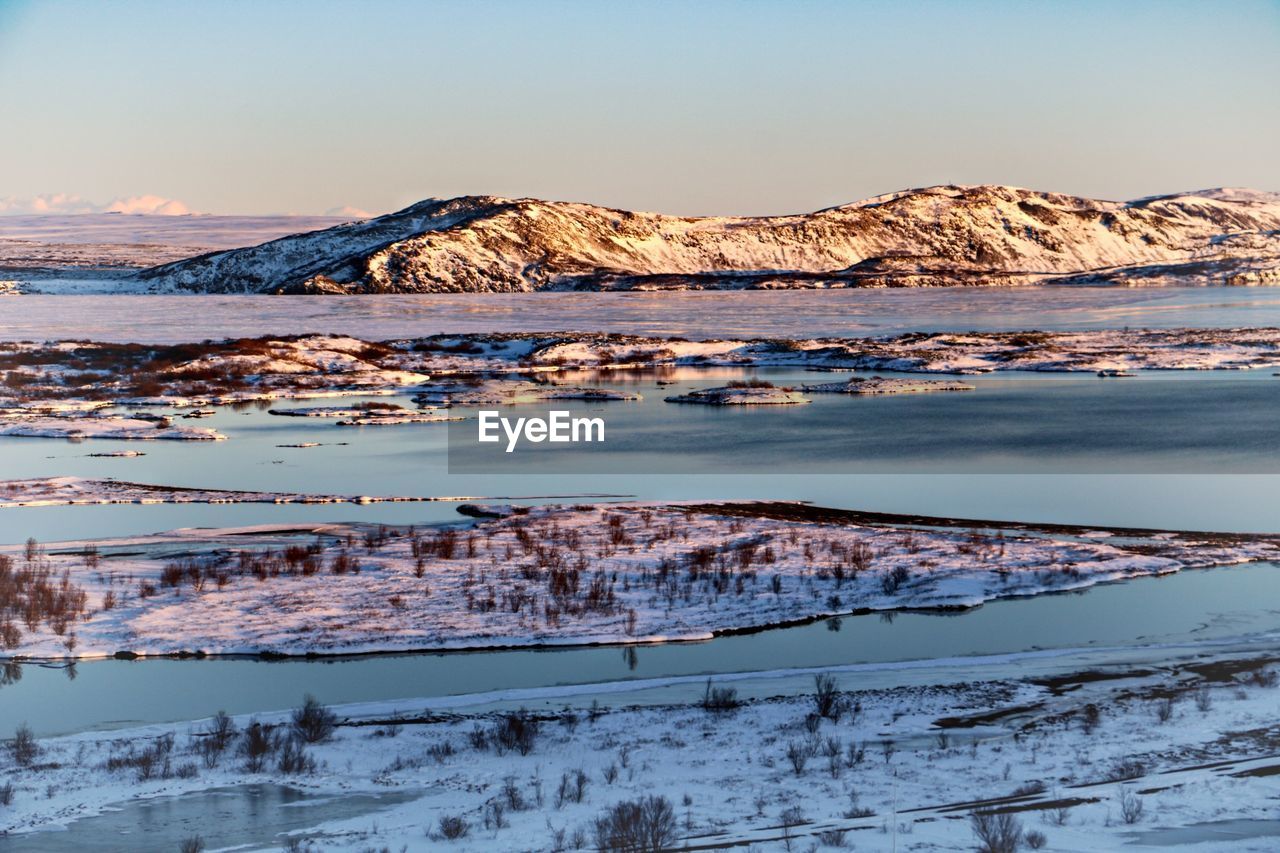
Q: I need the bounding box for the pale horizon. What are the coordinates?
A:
[4,182,1280,223]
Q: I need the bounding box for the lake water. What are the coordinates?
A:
[4,286,1280,343]
[4,289,1280,733]
[5,371,1280,544]
[3,288,1280,845]
[3,560,1279,737]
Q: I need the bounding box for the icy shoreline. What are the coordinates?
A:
[4,649,1280,851]
[0,477,490,509]
[0,413,224,441]
[4,328,1280,415]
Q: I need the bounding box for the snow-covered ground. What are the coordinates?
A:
[334,411,465,426]
[8,186,1280,294]
[663,377,974,405]
[802,376,976,395]
[411,379,641,407]
[267,405,411,418]
[98,185,1280,294]
[0,335,430,411]
[5,502,1275,659]
[5,329,1280,418]
[264,403,464,426]
[3,651,1280,851]
[505,329,1280,374]
[664,384,811,405]
[0,414,224,441]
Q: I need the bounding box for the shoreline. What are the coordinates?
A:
[5,645,1280,849]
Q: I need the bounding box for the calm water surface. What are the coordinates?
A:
[4,289,1280,745]
[5,287,1280,342]
[4,372,1280,541]
[2,561,1279,736]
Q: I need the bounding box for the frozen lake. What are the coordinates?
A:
[5,286,1280,343]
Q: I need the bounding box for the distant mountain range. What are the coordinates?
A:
[0,214,355,276]
[133,185,1280,293]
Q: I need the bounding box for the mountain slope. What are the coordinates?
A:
[134,185,1280,293]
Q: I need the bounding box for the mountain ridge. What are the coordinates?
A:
[134,184,1280,293]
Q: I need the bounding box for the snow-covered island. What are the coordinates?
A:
[662,374,976,406]
[504,328,1280,374]
[4,500,1275,660]
[665,381,810,406]
[411,379,641,407]
[0,476,488,509]
[0,413,224,441]
[267,403,411,418]
[334,411,465,426]
[0,335,430,410]
[266,403,464,426]
[5,327,1280,417]
[802,376,976,395]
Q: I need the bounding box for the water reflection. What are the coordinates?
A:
[0,660,20,687]
[0,661,80,691]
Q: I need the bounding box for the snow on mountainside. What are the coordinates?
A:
[134,185,1280,293]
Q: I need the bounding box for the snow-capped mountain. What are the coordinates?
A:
[134,185,1280,293]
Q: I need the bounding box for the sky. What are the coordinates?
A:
[1,0,1277,217]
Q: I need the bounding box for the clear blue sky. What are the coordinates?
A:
[1,0,1277,216]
